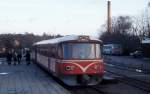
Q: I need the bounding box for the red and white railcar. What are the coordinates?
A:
[31,35,104,86]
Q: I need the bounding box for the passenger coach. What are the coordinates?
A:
[31,35,104,86]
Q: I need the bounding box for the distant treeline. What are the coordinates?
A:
[0,33,62,51]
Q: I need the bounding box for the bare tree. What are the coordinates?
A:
[99,16,140,54]
[134,2,150,39]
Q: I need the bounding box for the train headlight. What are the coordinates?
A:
[65,66,75,71]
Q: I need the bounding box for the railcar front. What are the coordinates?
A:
[58,41,104,86]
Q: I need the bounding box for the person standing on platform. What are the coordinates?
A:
[17,52,22,64]
[13,52,17,65]
[6,51,12,65]
[25,51,31,65]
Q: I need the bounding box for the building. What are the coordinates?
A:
[142,39,150,58]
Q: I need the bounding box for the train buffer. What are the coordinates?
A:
[0,59,71,94]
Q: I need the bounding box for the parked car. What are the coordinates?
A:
[130,51,143,58]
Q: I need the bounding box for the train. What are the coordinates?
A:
[31,35,104,86]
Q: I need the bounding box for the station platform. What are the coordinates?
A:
[0,58,70,94]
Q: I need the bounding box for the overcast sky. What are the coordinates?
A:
[0,0,149,36]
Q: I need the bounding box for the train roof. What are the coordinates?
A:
[142,38,150,44]
[34,35,102,45]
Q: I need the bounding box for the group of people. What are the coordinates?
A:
[6,50,31,65]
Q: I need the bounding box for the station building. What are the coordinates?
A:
[142,39,150,58]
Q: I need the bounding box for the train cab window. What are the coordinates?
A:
[72,44,95,59]
[63,43,100,59]
[96,44,102,58]
[63,44,72,59]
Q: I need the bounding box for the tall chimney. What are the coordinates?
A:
[107,0,112,32]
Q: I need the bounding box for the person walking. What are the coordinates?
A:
[6,51,12,65]
[25,51,31,65]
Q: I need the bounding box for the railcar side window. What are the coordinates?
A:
[57,45,62,58]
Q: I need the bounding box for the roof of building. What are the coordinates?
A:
[34,35,101,45]
[142,38,150,44]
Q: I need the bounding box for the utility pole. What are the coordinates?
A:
[107,0,112,32]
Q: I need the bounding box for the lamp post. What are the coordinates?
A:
[107,0,112,33]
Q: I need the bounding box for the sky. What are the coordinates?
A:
[0,0,149,36]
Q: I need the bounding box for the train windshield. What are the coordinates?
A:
[63,43,101,59]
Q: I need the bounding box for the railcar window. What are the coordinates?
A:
[63,43,101,59]
[63,44,72,59]
[96,44,101,58]
[57,45,62,58]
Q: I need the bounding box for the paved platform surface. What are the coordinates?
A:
[0,59,70,94]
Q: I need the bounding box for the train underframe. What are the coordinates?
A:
[59,74,103,86]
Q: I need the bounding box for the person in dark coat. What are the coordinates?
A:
[25,51,31,65]
[17,52,22,64]
[6,51,12,65]
[13,52,17,65]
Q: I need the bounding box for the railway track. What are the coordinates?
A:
[105,62,150,74]
[68,86,107,94]
[105,62,150,92]
[106,70,150,92]
[105,62,150,83]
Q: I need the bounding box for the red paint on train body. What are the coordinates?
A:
[59,60,104,75]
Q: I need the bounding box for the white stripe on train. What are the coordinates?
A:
[67,62,99,73]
